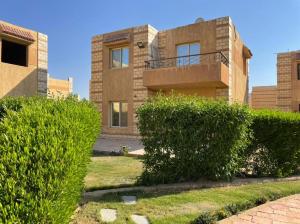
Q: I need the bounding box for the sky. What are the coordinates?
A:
[1,0,300,98]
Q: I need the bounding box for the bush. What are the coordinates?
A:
[245,110,300,177]
[137,94,252,184]
[0,97,100,224]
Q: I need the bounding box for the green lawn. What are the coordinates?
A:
[84,156,143,191]
[74,180,300,224]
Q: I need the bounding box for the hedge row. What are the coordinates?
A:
[137,94,252,184]
[137,94,300,185]
[246,110,300,177]
[0,97,100,224]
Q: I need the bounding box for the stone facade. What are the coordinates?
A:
[37,33,48,96]
[251,50,300,112]
[277,51,300,112]
[91,17,252,136]
[250,86,277,110]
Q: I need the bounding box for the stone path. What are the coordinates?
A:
[100,209,117,222]
[121,195,137,205]
[100,195,149,224]
[83,176,300,202]
[218,194,300,224]
[131,214,149,224]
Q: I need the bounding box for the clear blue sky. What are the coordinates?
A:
[2,0,300,98]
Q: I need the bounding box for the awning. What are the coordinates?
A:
[0,23,35,42]
[243,45,253,59]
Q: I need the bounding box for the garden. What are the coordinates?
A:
[1,94,300,224]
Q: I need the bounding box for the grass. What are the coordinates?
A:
[73,180,300,224]
[84,156,143,191]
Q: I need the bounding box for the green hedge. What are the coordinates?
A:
[137,94,252,184]
[0,97,100,223]
[246,110,300,177]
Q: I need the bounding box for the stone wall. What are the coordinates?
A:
[37,33,48,96]
[90,35,103,112]
[277,52,292,111]
[251,86,277,109]
[132,25,158,134]
[215,17,231,102]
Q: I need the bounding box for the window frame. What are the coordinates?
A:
[110,46,129,69]
[110,102,128,128]
[1,38,28,67]
[176,42,200,66]
[297,63,300,80]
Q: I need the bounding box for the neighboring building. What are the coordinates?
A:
[90,16,252,136]
[48,75,73,98]
[251,50,300,112]
[0,20,72,98]
[277,50,300,112]
[0,20,48,97]
[250,86,277,110]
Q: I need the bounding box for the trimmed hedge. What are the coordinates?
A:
[137,94,252,184]
[246,110,300,177]
[0,97,100,224]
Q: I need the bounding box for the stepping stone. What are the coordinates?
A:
[121,195,137,205]
[131,214,149,224]
[100,209,117,222]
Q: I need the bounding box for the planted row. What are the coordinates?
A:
[137,94,300,185]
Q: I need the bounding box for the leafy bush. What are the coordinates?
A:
[0,97,100,224]
[137,94,252,184]
[245,110,300,177]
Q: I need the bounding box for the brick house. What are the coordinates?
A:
[90,16,252,136]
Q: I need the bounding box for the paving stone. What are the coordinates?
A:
[131,214,149,224]
[100,209,117,222]
[218,194,300,224]
[122,195,137,205]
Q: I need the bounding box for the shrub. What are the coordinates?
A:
[137,94,252,184]
[0,97,100,224]
[246,110,300,177]
[191,195,274,224]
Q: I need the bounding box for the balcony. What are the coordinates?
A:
[143,52,229,90]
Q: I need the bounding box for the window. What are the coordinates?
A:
[1,39,27,66]
[297,63,300,80]
[111,102,128,127]
[111,47,129,68]
[176,43,200,66]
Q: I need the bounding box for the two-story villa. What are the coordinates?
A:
[90,16,252,136]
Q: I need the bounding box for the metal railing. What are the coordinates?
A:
[145,51,229,70]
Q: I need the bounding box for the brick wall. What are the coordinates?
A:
[277,52,292,111]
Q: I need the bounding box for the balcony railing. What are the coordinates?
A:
[145,51,229,70]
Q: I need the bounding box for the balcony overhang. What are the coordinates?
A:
[143,62,229,90]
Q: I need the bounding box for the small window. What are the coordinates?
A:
[297,64,300,80]
[111,47,129,68]
[176,43,200,66]
[111,102,128,127]
[1,39,27,66]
